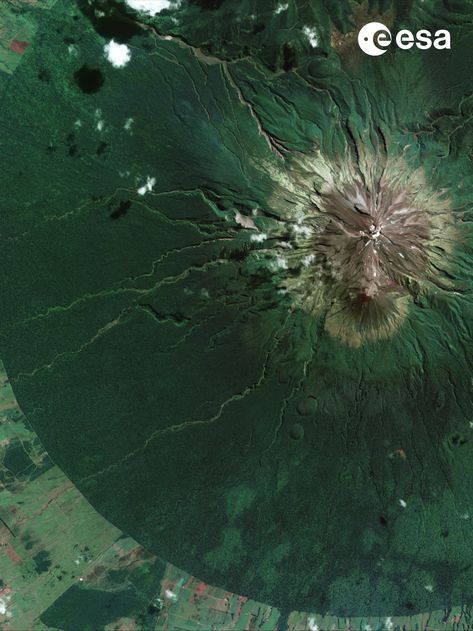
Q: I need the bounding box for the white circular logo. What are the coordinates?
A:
[358,22,392,56]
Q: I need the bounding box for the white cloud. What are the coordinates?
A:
[250,233,267,243]
[303,26,319,48]
[94,108,104,131]
[275,3,289,14]
[293,223,313,237]
[125,0,175,15]
[271,256,288,271]
[137,176,156,195]
[308,618,318,631]
[104,40,131,68]
[0,596,10,616]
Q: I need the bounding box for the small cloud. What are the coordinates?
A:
[308,618,318,631]
[124,117,134,131]
[137,176,156,195]
[250,233,267,243]
[0,596,11,616]
[399,499,407,508]
[271,256,288,271]
[275,2,289,14]
[125,0,177,15]
[104,40,131,68]
[292,223,312,237]
[303,26,319,48]
[94,108,104,131]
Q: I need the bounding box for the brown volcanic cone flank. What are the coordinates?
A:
[263,153,456,347]
[319,181,430,345]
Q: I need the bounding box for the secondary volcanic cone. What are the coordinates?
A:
[257,150,457,347]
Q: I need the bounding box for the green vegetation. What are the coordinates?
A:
[2,0,473,623]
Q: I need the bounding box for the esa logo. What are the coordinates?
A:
[358,22,451,56]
